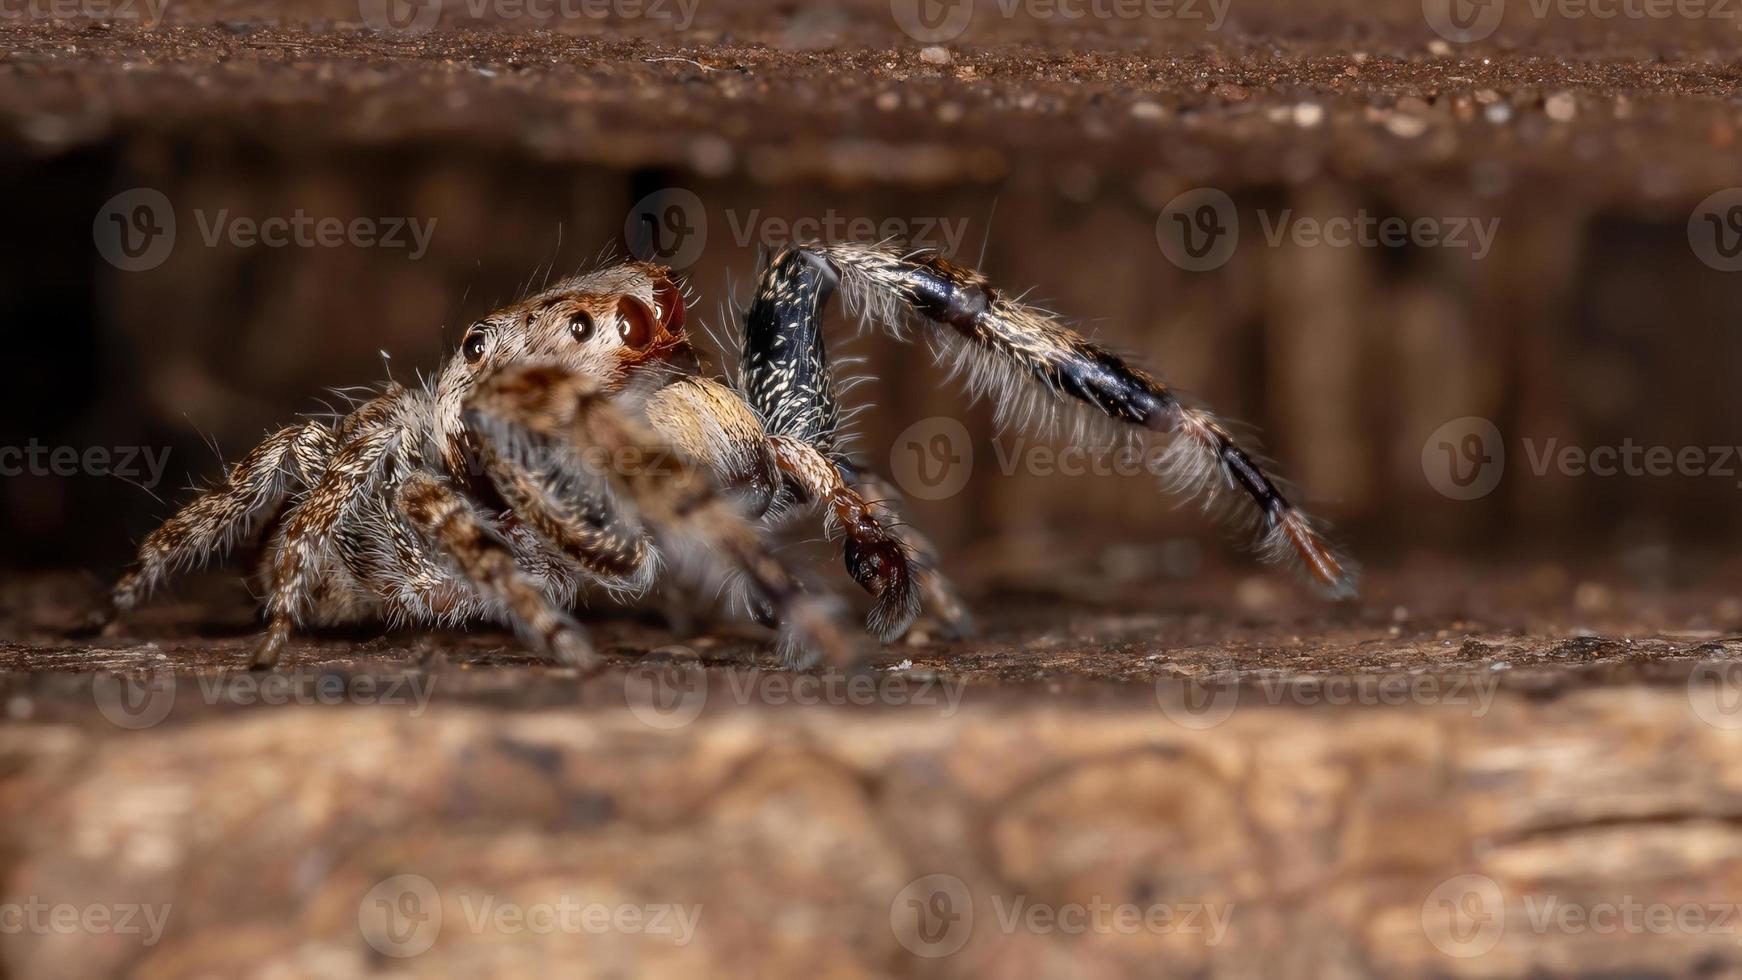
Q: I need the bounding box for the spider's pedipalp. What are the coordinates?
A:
[837,462,974,637]
[467,363,863,668]
[396,470,596,669]
[766,435,920,641]
[809,241,1357,599]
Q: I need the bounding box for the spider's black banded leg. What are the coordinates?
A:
[742,246,843,451]
[807,241,1357,597]
[110,420,337,620]
[740,247,944,639]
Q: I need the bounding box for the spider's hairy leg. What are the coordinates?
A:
[809,241,1357,598]
[735,247,958,638]
[395,470,597,669]
[467,365,862,669]
[251,421,402,669]
[763,437,921,641]
[644,374,921,640]
[111,420,337,616]
[471,436,654,591]
[838,462,974,637]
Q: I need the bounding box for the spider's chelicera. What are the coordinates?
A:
[109,242,1357,670]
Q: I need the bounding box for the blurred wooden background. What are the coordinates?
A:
[4,139,1742,580]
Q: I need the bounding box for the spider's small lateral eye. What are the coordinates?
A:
[568,311,595,343]
[461,330,488,364]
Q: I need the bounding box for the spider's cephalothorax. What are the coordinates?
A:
[110,243,1356,670]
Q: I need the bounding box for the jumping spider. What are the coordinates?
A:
[110,242,1356,669]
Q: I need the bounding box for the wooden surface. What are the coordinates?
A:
[4,564,1742,977]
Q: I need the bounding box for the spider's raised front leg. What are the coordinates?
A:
[111,419,337,616]
[467,364,862,668]
[739,248,969,639]
[793,241,1357,596]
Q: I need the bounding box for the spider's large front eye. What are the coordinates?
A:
[616,297,657,349]
[462,330,488,364]
[568,311,595,343]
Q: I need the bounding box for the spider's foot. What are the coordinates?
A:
[778,593,864,672]
[747,594,780,631]
[89,576,142,638]
[249,622,289,671]
[918,574,976,641]
[845,538,920,643]
[546,626,599,671]
[66,598,119,639]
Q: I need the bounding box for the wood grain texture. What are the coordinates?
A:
[4,566,1742,977]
